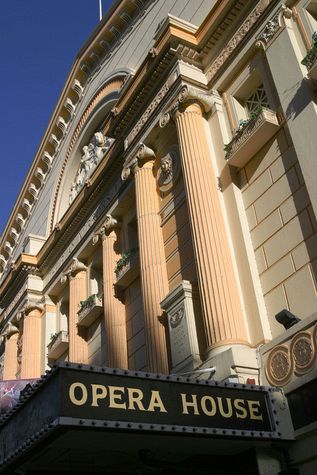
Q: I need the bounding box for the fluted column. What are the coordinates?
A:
[161,85,248,354]
[3,324,19,380]
[99,215,128,368]
[21,302,43,378]
[122,144,169,373]
[65,258,88,363]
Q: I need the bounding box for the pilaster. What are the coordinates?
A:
[63,258,88,364]
[20,302,43,379]
[98,215,128,368]
[2,323,19,380]
[122,144,169,373]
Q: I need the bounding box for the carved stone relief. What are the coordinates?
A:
[69,132,114,204]
[157,146,180,195]
[265,325,317,386]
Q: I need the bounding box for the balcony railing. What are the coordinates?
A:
[47,331,69,360]
[77,294,103,327]
[224,107,280,168]
[115,248,139,289]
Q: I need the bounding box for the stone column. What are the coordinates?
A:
[64,258,88,363]
[99,215,128,368]
[122,144,169,374]
[21,302,43,379]
[161,85,248,355]
[2,323,19,380]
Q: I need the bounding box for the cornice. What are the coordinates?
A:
[0,255,38,308]
[0,0,156,279]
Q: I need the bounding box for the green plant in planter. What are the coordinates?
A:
[49,332,60,344]
[115,248,138,277]
[301,32,317,70]
[224,105,263,159]
[79,294,97,310]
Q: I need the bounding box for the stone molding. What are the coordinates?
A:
[255,4,293,50]
[124,71,178,150]
[206,0,271,82]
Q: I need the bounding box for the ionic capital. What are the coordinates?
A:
[93,215,120,244]
[159,84,214,128]
[3,322,19,338]
[121,143,155,181]
[61,257,87,283]
[23,300,44,317]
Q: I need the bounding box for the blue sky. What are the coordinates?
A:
[0,0,114,235]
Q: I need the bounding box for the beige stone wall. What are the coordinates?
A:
[238,127,317,337]
[87,317,105,365]
[125,278,147,371]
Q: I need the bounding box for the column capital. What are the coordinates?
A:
[122,143,155,181]
[3,322,19,338]
[23,300,44,317]
[92,215,120,245]
[61,257,87,283]
[159,84,215,128]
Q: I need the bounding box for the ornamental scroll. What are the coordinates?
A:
[69,132,114,204]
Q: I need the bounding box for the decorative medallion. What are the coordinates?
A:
[291,332,315,374]
[169,306,185,329]
[266,345,292,387]
[157,146,180,195]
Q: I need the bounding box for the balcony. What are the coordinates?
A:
[47,331,69,360]
[115,248,139,289]
[77,294,103,327]
[224,107,280,168]
[302,32,317,80]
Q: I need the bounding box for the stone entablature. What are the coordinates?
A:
[69,133,114,204]
[261,313,317,389]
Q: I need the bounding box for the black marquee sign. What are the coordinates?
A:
[53,364,288,439]
[0,362,293,471]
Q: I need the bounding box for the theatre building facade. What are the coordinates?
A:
[1,0,317,473]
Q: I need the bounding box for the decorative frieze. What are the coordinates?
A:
[206,0,271,82]
[124,71,178,150]
[255,4,292,50]
[69,132,114,204]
